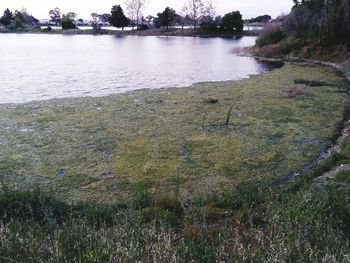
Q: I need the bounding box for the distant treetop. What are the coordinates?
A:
[248,15,272,24]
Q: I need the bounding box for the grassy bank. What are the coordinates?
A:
[0,62,350,261]
[0,63,347,203]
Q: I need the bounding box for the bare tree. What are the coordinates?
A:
[125,0,146,29]
[183,0,215,29]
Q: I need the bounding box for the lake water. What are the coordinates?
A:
[0,34,270,104]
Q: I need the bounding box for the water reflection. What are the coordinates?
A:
[0,34,274,103]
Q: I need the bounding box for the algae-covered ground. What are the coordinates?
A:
[0,62,348,203]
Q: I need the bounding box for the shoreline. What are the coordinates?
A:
[1,40,348,191]
[1,58,349,262]
[253,57,350,185]
[0,62,346,203]
[0,27,260,37]
[0,59,276,106]
[0,59,284,106]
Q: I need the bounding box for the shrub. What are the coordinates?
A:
[199,20,218,33]
[256,22,284,47]
[61,14,76,29]
[280,37,303,54]
[138,24,149,31]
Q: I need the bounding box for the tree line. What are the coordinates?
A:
[257,0,350,48]
[0,0,244,33]
[287,0,350,46]
[0,8,38,29]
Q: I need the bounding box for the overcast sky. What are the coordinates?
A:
[0,0,293,20]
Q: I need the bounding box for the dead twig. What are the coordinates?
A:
[202,109,208,130]
[225,103,235,126]
[0,256,19,263]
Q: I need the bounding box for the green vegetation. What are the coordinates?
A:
[49,7,62,26]
[0,62,349,261]
[254,0,350,60]
[335,170,350,183]
[0,1,248,36]
[220,11,244,32]
[1,1,349,260]
[109,5,128,31]
[0,64,346,203]
[247,14,271,24]
[0,179,349,262]
[256,22,284,47]
[156,7,177,30]
[61,13,77,30]
[289,0,350,46]
[0,8,13,26]
[0,63,346,203]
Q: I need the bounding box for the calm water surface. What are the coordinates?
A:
[0,34,269,103]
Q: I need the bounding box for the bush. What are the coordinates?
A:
[32,25,41,30]
[256,22,284,47]
[138,24,149,31]
[43,26,52,32]
[61,14,76,30]
[62,20,76,29]
[279,37,303,54]
[199,20,218,33]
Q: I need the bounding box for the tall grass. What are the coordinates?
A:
[0,172,349,262]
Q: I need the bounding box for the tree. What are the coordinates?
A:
[220,11,244,32]
[214,15,222,27]
[13,11,25,28]
[260,0,350,47]
[11,10,31,28]
[91,13,101,32]
[248,15,272,23]
[183,0,215,29]
[110,5,128,30]
[91,13,100,23]
[0,8,14,26]
[61,13,76,29]
[99,13,111,24]
[177,5,191,29]
[284,4,311,45]
[125,0,146,29]
[157,7,177,30]
[67,12,77,20]
[284,0,349,45]
[199,15,218,32]
[17,9,38,25]
[49,7,61,25]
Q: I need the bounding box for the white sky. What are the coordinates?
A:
[0,0,293,20]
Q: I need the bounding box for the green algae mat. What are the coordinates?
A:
[0,62,348,203]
